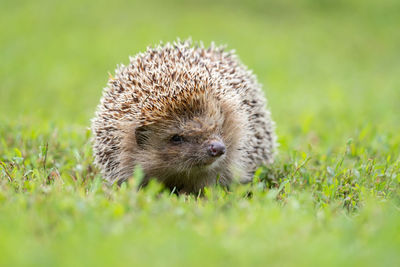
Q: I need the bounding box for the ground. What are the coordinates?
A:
[0,0,400,266]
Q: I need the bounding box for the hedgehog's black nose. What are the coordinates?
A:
[207,141,226,157]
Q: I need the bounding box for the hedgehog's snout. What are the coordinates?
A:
[207,140,226,157]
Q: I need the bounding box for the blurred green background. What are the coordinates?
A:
[2,0,399,149]
[1,1,400,266]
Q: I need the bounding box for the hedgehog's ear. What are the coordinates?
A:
[135,125,150,148]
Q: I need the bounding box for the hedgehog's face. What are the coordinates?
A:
[132,99,243,177]
[136,113,227,171]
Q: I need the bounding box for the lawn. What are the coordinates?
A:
[1,0,400,266]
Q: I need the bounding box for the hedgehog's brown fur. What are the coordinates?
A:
[91,39,276,193]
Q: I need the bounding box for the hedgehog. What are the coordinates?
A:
[91,39,276,193]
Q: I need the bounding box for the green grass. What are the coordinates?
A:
[1,0,400,266]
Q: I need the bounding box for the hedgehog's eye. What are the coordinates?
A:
[170,134,184,144]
